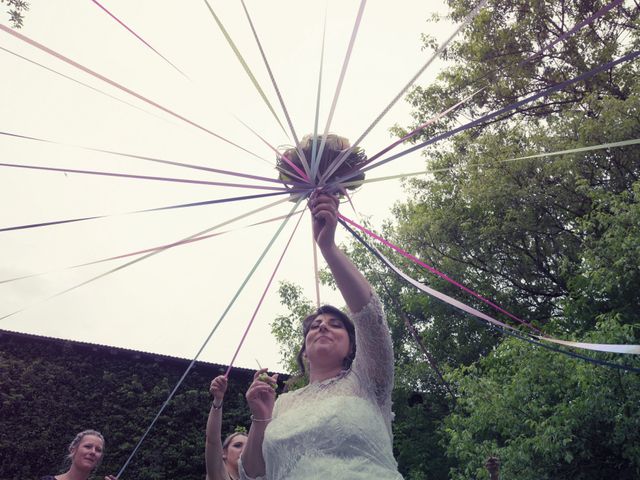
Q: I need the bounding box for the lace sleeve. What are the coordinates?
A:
[350,292,394,408]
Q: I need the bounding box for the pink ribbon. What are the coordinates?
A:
[0,24,260,160]
[339,213,539,332]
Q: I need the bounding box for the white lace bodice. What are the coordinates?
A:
[240,294,402,480]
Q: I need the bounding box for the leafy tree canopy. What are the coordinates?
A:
[1,0,29,29]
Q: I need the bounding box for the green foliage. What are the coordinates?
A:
[1,0,29,29]
[564,180,640,331]
[391,368,454,480]
[270,281,315,375]
[443,326,640,480]
[379,2,640,479]
[391,85,638,341]
[0,334,254,479]
[394,0,638,142]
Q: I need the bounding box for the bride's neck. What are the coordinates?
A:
[309,364,343,384]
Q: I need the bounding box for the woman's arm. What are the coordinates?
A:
[205,376,230,480]
[310,192,372,313]
[240,369,277,479]
[311,191,394,405]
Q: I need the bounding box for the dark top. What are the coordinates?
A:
[41,476,57,480]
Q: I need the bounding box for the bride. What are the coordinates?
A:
[239,190,403,479]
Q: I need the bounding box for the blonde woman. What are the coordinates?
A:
[41,430,117,480]
[206,375,248,480]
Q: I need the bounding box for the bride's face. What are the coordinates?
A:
[304,313,351,367]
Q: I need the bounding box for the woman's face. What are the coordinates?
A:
[223,434,247,469]
[71,434,104,471]
[304,313,351,367]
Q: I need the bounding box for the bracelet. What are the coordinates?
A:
[250,415,272,422]
[212,400,223,410]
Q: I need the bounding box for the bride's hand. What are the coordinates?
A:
[245,368,278,420]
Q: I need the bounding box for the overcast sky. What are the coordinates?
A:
[0,0,454,371]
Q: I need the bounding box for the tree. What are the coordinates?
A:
[270,281,315,376]
[396,0,638,140]
[383,0,639,337]
[380,1,640,478]
[443,324,640,480]
[1,0,29,29]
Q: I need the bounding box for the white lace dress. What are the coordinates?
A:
[240,294,403,479]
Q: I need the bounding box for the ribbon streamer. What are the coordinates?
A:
[0,197,291,322]
[90,0,187,78]
[0,191,294,233]
[202,0,287,137]
[0,47,165,121]
[319,0,489,184]
[1,207,306,286]
[339,213,538,331]
[376,270,456,400]
[239,0,313,176]
[235,118,310,183]
[310,9,328,183]
[461,0,625,98]
[0,161,289,191]
[331,3,635,187]
[312,227,321,308]
[116,197,304,478]
[225,207,306,375]
[0,24,263,161]
[359,50,640,175]
[0,131,290,186]
[342,88,483,180]
[342,194,455,398]
[338,217,640,356]
[314,0,367,179]
[338,138,640,189]
[341,218,640,373]
[523,0,623,64]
